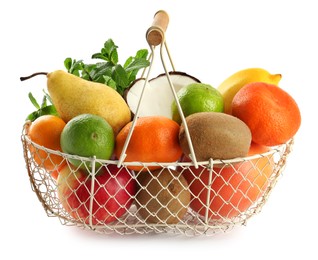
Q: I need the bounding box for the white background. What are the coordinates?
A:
[2,0,316,259]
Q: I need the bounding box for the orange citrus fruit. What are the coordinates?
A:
[115,116,182,171]
[28,115,66,171]
[231,82,301,146]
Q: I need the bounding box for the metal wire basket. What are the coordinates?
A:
[21,10,294,236]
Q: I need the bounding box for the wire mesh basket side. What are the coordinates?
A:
[21,125,293,236]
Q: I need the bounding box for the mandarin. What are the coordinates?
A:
[115,116,182,171]
[231,82,301,146]
[28,115,66,171]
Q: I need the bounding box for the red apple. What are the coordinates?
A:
[57,164,136,225]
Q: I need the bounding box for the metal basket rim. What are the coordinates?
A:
[21,122,293,168]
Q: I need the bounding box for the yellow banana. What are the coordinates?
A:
[217,68,282,114]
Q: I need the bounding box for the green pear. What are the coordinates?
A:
[47,70,131,134]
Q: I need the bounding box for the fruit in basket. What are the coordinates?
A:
[60,114,115,171]
[181,143,275,220]
[49,70,132,134]
[20,70,132,134]
[217,68,281,114]
[115,116,182,171]
[57,163,136,225]
[231,82,301,146]
[124,72,200,118]
[179,112,251,161]
[28,115,66,171]
[136,168,190,224]
[171,83,224,124]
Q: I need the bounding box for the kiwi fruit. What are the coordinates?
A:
[179,112,252,161]
[136,168,190,224]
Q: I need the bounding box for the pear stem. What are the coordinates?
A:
[20,72,48,81]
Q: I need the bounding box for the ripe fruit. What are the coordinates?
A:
[232,82,301,146]
[125,72,200,118]
[115,116,182,171]
[57,164,136,225]
[28,115,66,171]
[179,112,251,161]
[171,83,224,124]
[217,68,281,114]
[60,114,115,170]
[20,70,132,134]
[181,143,275,220]
[136,168,190,224]
[48,70,132,134]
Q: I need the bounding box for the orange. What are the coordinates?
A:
[28,115,66,171]
[231,82,301,146]
[115,116,182,171]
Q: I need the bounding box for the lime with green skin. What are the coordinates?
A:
[60,114,115,173]
[171,83,224,124]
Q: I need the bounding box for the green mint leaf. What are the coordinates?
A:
[110,48,118,65]
[125,59,150,83]
[43,89,53,104]
[135,49,149,59]
[125,58,150,72]
[26,111,38,122]
[103,39,117,55]
[26,105,58,121]
[103,75,117,89]
[25,104,58,122]
[64,58,84,76]
[92,39,118,65]
[100,39,119,65]
[123,49,149,84]
[91,53,108,61]
[124,49,149,69]
[123,56,133,69]
[127,70,140,84]
[64,57,72,71]
[40,95,47,109]
[90,62,113,82]
[80,64,96,81]
[112,64,129,88]
[28,92,40,109]
[40,105,58,116]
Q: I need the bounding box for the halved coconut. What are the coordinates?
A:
[125,71,200,118]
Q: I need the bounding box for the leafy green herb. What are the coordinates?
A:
[26,91,58,121]
[64,39,150,96]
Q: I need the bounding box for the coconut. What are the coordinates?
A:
[124,71,200,118]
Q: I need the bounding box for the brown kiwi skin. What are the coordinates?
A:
[179,111,252,161]
[136,168,190,224]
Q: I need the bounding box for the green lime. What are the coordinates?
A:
[60,114,115,171]
[171,83,224,124]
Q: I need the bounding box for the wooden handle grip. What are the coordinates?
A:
[146,10,169,46]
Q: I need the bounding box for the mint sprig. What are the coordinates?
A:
[26,91,58,121]
[64,39,149,96]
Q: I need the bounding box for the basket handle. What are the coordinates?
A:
[146,10,169,46]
